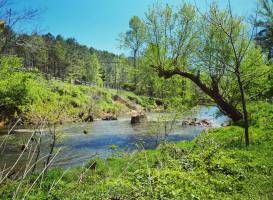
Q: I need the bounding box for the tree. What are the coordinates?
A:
[0,0,40,53]
[136,44,195,101]
[203,2,272,146]
[86,53,102,83]
[137,2,269,145]
[24,34,48,71]
[134,2,267,131]
[119,16,146,87]
[255,0,273,60]
[0,56,32,120]
[113,56,130,89]
[202,3,260,146]
[52,38,66,77]
[142,3,241,121]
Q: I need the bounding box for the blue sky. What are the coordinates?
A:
[16,0,258,54]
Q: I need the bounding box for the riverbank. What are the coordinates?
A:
[0,55,160,127]
[0,74,157,127]
[1,102,272,199]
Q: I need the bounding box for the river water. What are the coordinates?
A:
[0,106,228,170]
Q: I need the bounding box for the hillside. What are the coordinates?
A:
[0,56,155,127]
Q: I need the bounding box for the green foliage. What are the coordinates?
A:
[85,53,102,83]
[0,55,146,123]
[119,1,273,122]
[119,16,146,56]
[248,102,273,136]
[0,56,34,118]
[1,31,120,86]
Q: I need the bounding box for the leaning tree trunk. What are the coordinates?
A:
[188,74,243,122]
[158,68,243,122]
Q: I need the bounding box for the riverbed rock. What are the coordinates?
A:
[131,113,147,124]
[182,118,211,127]
[102,114,117,121]
[182,120,188,126]
[200,119,211,126]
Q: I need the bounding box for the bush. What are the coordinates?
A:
[0,56,34,119]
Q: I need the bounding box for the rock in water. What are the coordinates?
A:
[200,119,211,126]
[182,118,212,127]
[131,114,147,124]
[84,115,94,122]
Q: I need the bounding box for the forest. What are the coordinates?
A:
[0,0,272,199]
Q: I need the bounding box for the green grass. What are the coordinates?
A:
[1,102,272,200]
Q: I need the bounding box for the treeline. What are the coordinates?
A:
[1,31,118,83]
[0,31,195,102]
[0,0,200,103]
[0,1,119,85]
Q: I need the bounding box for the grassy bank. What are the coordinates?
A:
[0,56,156,126]
[24,79,153,123]
[1,102,272,199]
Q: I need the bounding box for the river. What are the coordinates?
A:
[0,106,228,171]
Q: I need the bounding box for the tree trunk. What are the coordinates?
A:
[133,49,137,88]
[236,70,249,146]
[190,76,243,122]
[157,68,243,122]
